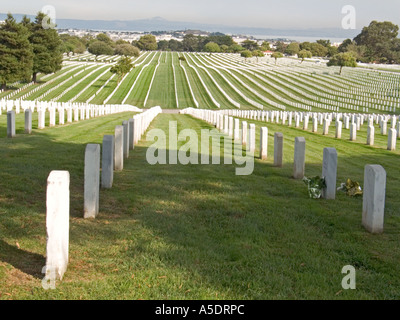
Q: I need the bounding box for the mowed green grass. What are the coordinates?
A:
[145,52,177,109]
[0,111,399,300]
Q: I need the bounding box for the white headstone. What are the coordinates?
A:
[293,137,306,179]
[362,165,386,234]
[84,144,100,219]
[45,171,70,280]
[322,148,337,200]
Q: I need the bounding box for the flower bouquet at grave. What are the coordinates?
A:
[302,176,326,199]
[337,179,363,197]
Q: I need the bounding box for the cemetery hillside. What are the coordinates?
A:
[0,11,400,301]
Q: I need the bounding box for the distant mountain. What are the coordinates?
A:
[0,13,360,40]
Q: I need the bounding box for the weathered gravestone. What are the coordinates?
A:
[293,137,306,179]
[25,109,32,134]
[249,124,256,153]
[274,132,284,167]
[387,129,397,151]
[7,110,16,138]
[45,171,70,281]
[114,126,124,171]
[84,144,100,219]
[260,127,268,160]
[101,135,114,189]
[122,121,129,159]
[362,165,386,234]
[322,148,337,200]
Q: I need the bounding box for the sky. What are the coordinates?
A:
[1,0,400,29]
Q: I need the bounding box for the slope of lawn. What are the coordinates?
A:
[0,111,399,300]
[145,52,177,109]
[172,53,197,109]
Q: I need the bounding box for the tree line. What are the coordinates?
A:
[0,13,63,90]
[1,12,399,91]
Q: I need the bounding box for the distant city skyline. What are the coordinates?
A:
[1,0,400,30]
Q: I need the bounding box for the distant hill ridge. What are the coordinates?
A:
[0,13,359,39]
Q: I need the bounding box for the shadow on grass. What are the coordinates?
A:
[0,113,399,299]
[0,240,45,279]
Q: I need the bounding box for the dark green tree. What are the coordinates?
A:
[137,34,157,51]
[229,44,245,53]
[241,39,259,51]
[0,14,33,90]
[327,52,357,75]
[252,50,265,62]
[275,41,288,53]
[240,50,253,62]
[157,40,170,51]
[88,40,114,57]
[24,12,63,83]
[168,39,183,51]
[96,33,115,47]
[298,50,312,63]
[260,41,271,51]
[203,42,221,53]
[338,39,353,53]
[285,42,300,56]
[182,34,199,52]
[110,56,133,84]
[271,52,283,64]
[354,21,400,63]
[114,44,140,57]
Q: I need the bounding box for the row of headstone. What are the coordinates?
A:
[182,108,388,234]
[84,106,162,219]
[210,53,399,113]
[5,103,141,138]
[44,107,162,283]
[213,109,399,151]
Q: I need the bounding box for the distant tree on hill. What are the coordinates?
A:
[157,40,170,51]
[136,34,157,51]
[338,39,353,53]
[0,14,33,90]
[285,42,300,56]
[327,52,357,75]
[88,41,114,57]
[96,33,115,47]
[60,35,86,55]
[241,50,253,62]
[220,44,229,53]
[23,12,63,83]
[271,52,283,64]
[298,50,312,63]
[316,39,331,48]
[110,56,133,84]
[260,41,271,51]
[182,34,199,52]
[114,44,140,57]
[354,20,400,63]
[252,50,265,62]
[203,42,221,53]
[274,41,288,53]
[241,39,259,51]
[168,39,183,52]
[229,44,245,53]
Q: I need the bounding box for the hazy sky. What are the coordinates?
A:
[2,0,400,29]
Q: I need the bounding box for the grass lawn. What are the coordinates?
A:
[0,110,399,300]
